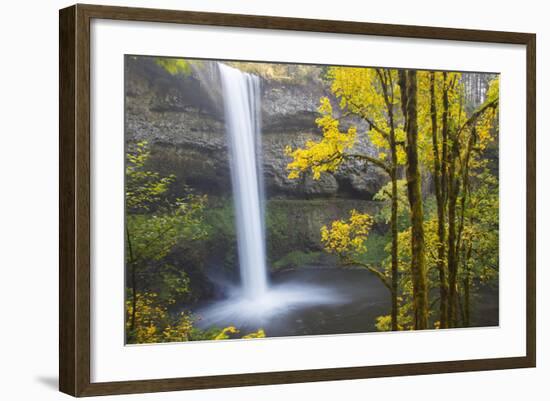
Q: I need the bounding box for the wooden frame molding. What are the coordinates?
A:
[59,3,536,397]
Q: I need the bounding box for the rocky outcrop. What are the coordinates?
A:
[125,57,387,199]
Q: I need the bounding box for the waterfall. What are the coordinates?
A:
[218,63,268,299]
[197,63,342,327]
[195,64,347,331]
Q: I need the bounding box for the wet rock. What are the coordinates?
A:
[125,57,388,199]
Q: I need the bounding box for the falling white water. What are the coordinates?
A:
[195,64,348,331]
[218,63,268,299]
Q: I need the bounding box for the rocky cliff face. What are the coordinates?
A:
[125,57,387,199]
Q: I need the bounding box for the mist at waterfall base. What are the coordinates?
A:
[194,64,361,336]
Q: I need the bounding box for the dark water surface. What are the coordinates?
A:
[195,268,498,338]
[263,268,390,337]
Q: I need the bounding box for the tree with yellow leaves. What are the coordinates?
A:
[286,66,405,330]
[416,71,499,327]
[286,65,499,331]
[321,210,394,293]
[397,69,430,329]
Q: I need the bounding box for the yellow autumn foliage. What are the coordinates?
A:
[214,326,266,340]
[321,210,374,257]
[285,97,356,180]
[126,293,267,344]
[242,329,267,339]
[126,292,194,344]
[214,326,239,340]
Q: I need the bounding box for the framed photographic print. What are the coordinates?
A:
[59,4,536,397]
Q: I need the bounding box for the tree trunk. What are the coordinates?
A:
[447,172,459,327]
[463,276,470,327]
[399,69,429,330]
[130,265,137,332]
[390,170,399,330]
[126,226,137,333]
[430,72,449,329]
[445,77,462,328]
[377,69,399,331]
[463,243,473,327]
[388,80,399,332]
[455,131,475,295]
[448,125,475,328]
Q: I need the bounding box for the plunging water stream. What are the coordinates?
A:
[196,64,349,329]
[218,63,268,299]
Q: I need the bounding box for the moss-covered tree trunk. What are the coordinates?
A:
[465,241,473,327]
[456,130,477,328]
[440,73,451,326]
[463,259,471,327]
[430,72,449,328]
[126,226,137,333]
[399,69,429,330]
[377,69,400,331]
[443,71,461,328]
[447,163,460,327]
[390,171,399,330]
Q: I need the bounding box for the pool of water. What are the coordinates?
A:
[194,267,499,338]
[196,268,391,337]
